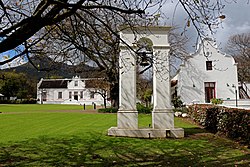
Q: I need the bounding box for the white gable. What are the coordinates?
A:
[178,39,239,104]
[67,76,85,89]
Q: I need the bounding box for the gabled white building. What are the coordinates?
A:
[37,76,109,106]
[177,39,239,105]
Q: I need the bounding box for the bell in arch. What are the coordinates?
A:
[136,37,153,67]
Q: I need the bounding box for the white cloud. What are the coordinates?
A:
[0,56,27,69]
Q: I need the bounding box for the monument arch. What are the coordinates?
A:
[108,26,184,138]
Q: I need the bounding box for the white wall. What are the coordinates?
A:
[178,40,239,104]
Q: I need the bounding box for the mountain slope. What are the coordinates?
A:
[1,56,100,80]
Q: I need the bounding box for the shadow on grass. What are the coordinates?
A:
[184,127,208,136]
[0,132,249,167]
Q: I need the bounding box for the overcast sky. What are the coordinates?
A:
[160,0,250,51]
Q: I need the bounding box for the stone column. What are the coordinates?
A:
[152,49,174,129]
[117,49,138,129]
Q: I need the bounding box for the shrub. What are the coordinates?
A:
[187,104,207,126]
[171,96,184,108]
[217,109,249,144]
[98,108,118,113]
[98,104,152,114]
[210,98,223,105]
[19,99,37,104]
[0,99,37,104]
[188,104,250,145]
[205,107,220,133]
[173,107,188,113]
[136,103,152,114]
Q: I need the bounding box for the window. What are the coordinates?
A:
[58,92,62,99]
[42,92,47,101]
[205,82,216,103]
[75,81,78,87]
[69,92,72,99]
[80,91,83,99]
[206,61,212,70]
[90,92,95,99]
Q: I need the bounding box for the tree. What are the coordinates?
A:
[226,33,250,82]
[0,0,156,63]
[0,71,36,99]
[87,78,110,108]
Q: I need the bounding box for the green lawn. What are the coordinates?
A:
[0,104,249,166]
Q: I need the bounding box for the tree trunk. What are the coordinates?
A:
[103,97,107,108]
[110,82,119,108]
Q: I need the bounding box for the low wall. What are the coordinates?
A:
[222,99,250,109]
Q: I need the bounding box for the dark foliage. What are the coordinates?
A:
[97,103,152,114]
[0,99,37,104]
[188,104,250,146]
[98,108,118,113]
[205,107,220,133]
[136,103,152,114]
[171,96,184,108]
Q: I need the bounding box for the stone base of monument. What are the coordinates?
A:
[108,127,184,138]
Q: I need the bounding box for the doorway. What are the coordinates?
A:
[205,82,216,103]
[74,92,78,101]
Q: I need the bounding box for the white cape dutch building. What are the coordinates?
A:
[37,76,109,106]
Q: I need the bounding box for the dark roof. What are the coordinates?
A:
[39,80,70,89]
[38,78,104,89]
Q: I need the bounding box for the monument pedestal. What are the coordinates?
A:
[117,110,138,129]
[109,108,184,139]
[108,108,184,138]
[108,127,184,138]
[152,109,174,129]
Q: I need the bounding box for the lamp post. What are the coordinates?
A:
[232,84,238,107]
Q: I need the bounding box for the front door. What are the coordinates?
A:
[205,82,216,103]
[74,95,78,101]
[74,92,78,101]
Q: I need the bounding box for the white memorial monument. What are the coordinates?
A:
[108,26,184,138]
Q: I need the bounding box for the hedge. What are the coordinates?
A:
[187,104,250,145]
[98,108,118,113]
[97,103,152,114]
[0,99,37,104]
[136,103,152,114]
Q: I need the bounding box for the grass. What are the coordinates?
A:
[0,104,249,166]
